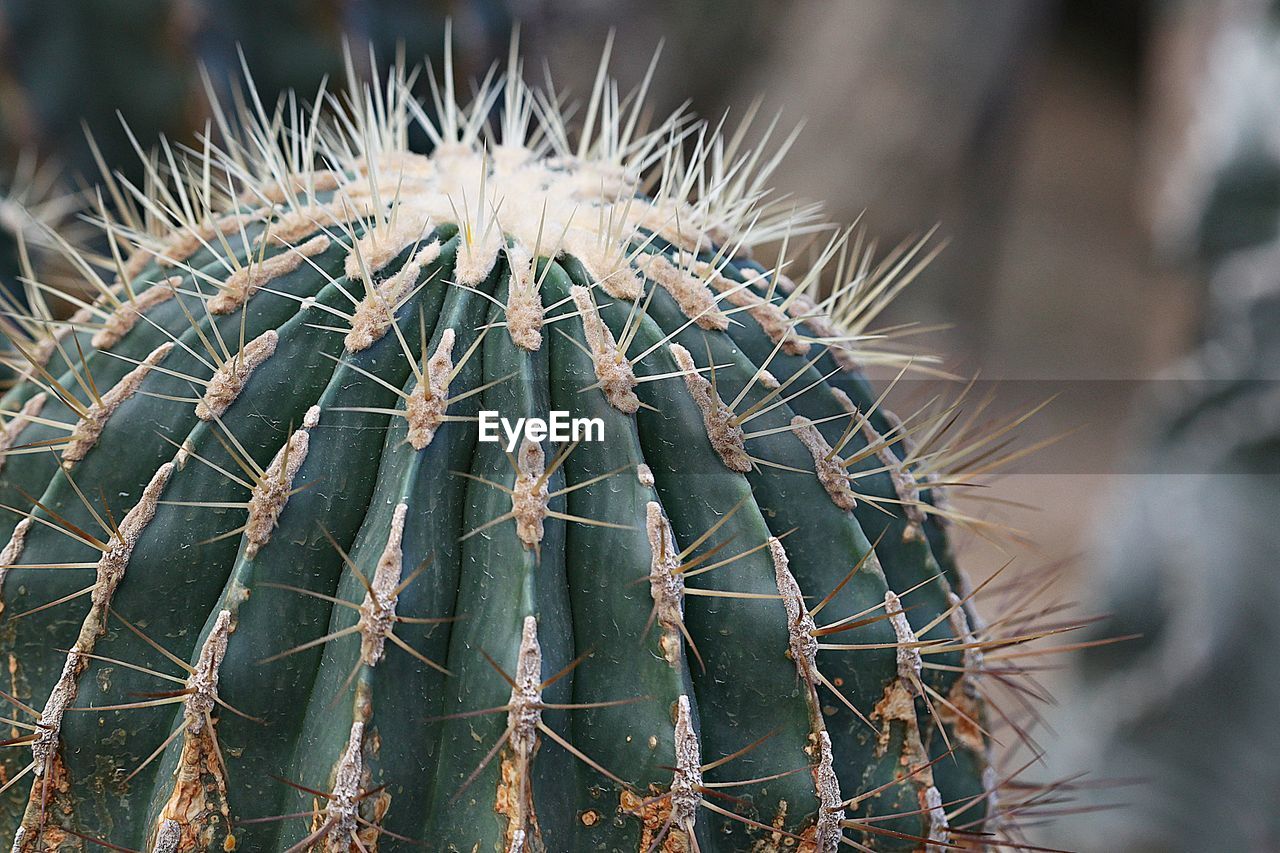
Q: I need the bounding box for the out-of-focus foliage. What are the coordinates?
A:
[1059,2,1280,850]
[1066,251,1280,852]
[0,0,512,182]
[1145,0,1280,271]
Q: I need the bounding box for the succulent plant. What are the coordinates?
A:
[0,37,1052,852]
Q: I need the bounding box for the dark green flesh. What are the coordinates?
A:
[0,215,986,851]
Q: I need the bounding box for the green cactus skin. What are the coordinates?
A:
[0,43,1029,853]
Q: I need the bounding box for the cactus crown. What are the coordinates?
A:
[0,30,1066,852]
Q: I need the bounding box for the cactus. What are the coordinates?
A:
[0,40,1055,852]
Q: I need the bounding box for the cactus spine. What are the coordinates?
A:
[0,37,1053,852]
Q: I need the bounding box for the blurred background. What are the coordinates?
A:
[2,0,1277,849]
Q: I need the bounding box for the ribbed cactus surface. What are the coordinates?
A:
[0,45,1024,852]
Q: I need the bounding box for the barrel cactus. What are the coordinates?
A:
[0,39,1048,852]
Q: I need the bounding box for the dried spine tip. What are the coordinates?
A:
[195,329,279,421]
[570,285,639,412]
[91,278,178,349]
[244,406,320,557]
[208,234,330,315]
[63,342,174,464]
[791,416,857,511]
[511,439,550,548]
[359,503,407,665]
[406,328,455,450]
[346,240,442,352]
[646,502,686,667]
[639,253,729,331]
[669,343,751,472]
[670,695,702,830]
[0,392,47,475]
[505,244,543,351]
